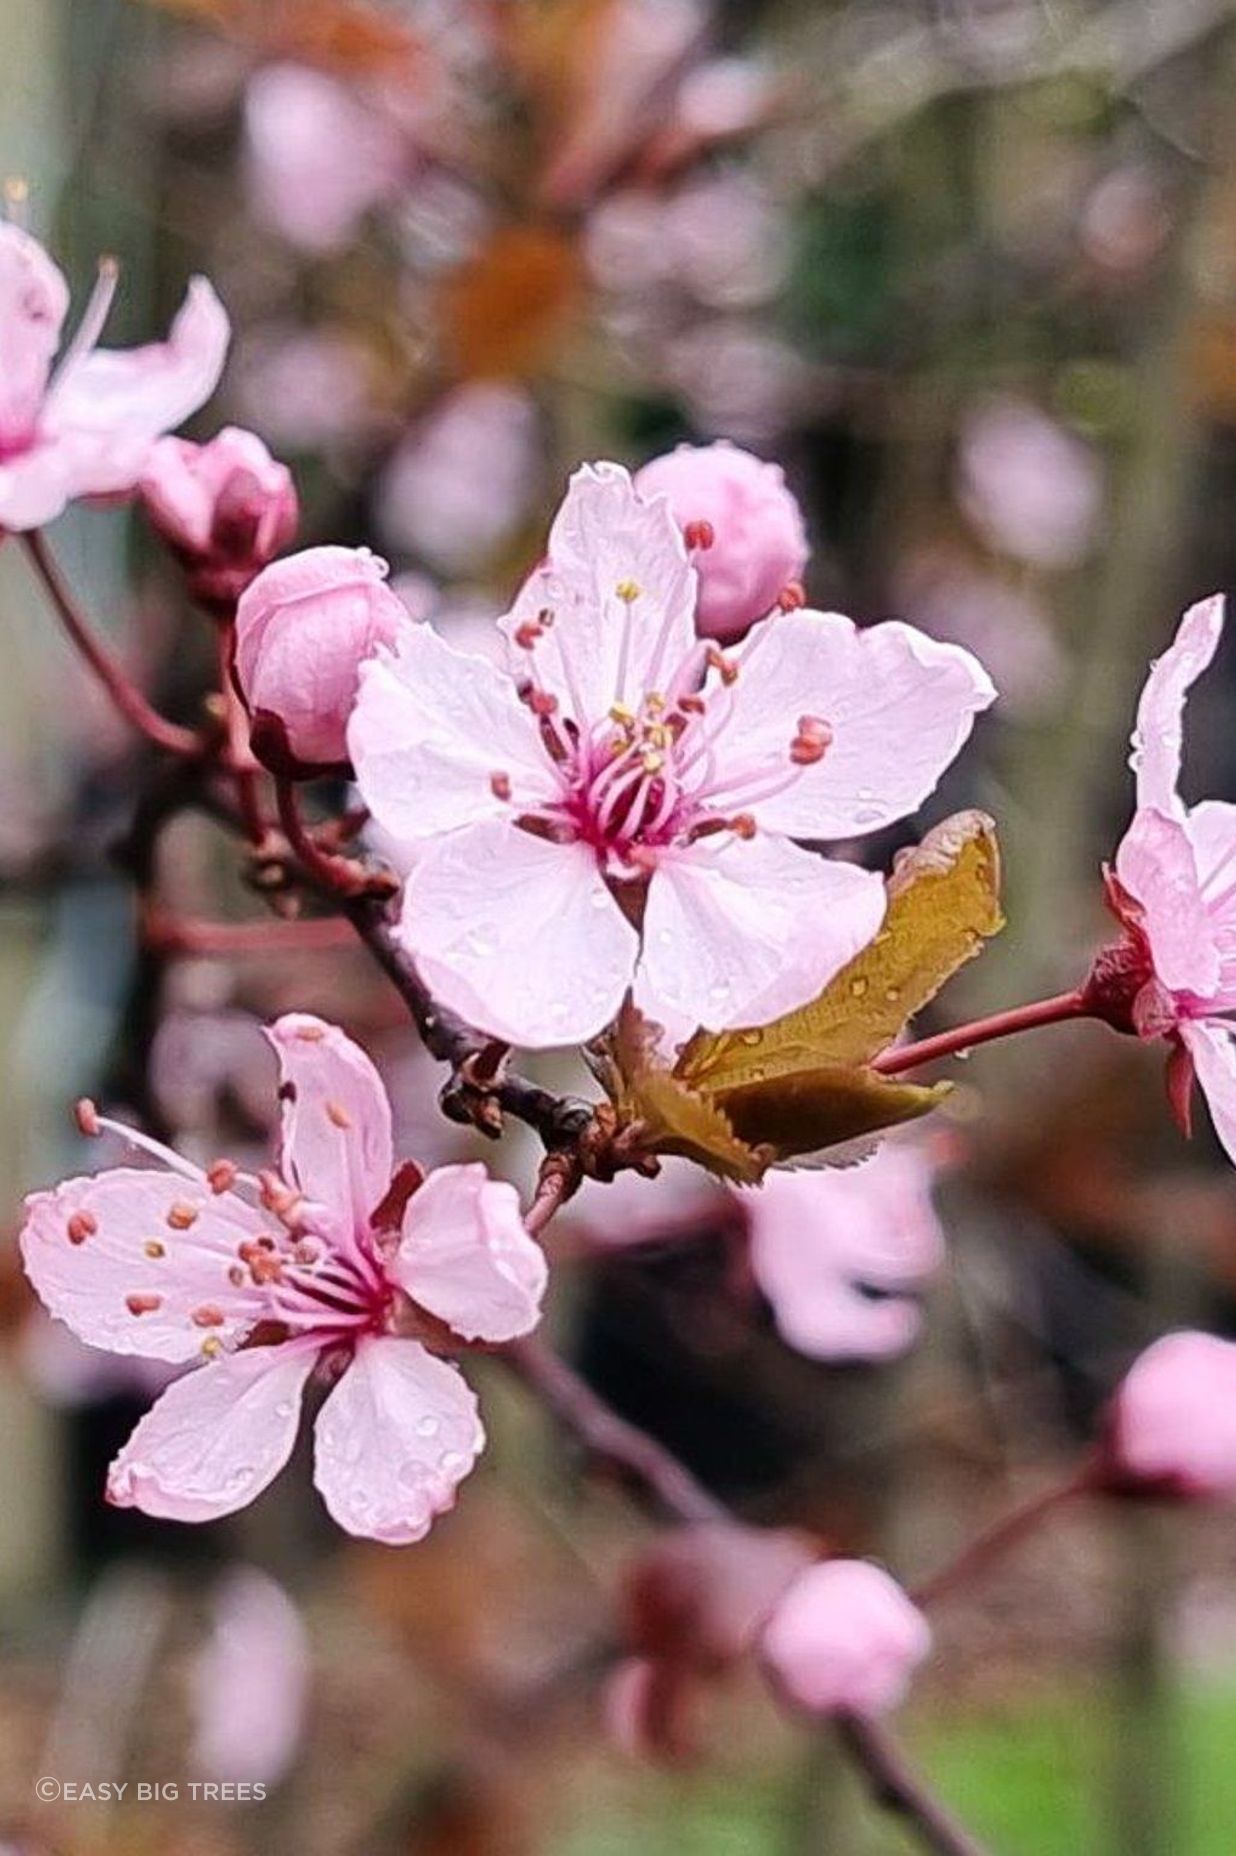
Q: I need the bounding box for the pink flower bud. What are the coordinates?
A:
[140,427,298,610]
[760,1560,931,1720]
[1105,1331,1236,1499]
[234,545,407,772]
[634,440,808,641]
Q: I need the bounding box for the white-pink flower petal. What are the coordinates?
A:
[395,1164,546,1343]
[1114,807,1221,1000]
[107,1345,315,1522]
[499,463,698,723]
[20,1168,267,1363]
[400,818,639,1046]
[639,833,885,1032]
[706,610,995,839]
[1182,1020,1236,1167]
[349,623,557,840]
[312,1335,484,1543]
[1129,595,1224,817]
[265,1014,393,1225]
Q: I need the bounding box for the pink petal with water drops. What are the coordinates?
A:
[1182,1021,1236,1167]
[639,832,885,1033]
[499,463,698,725]
[705,610,995,841]
[47,277,230,496]
[107,1344,315,1522]
[349,622,557,841]
[395,1164,546,1343]
[400,817,639,1047]
[265,1015,393,1225]
[1129,595,1225,817]
[312,1335,484,1544]
[20,1167,268,1363]
[1114,808,1221,1000]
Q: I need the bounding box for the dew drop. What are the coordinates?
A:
[850,977,870,999]
[416,1415,440,1439]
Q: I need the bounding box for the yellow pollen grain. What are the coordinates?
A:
[143,1240,166,1260]
[200,1336,222,1359]
[645,692,666,716]
[642,751,665,775]
[609,702,635,725]
[615,579,641,604]
[325,1100,353,1130]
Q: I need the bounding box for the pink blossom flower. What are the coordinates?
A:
[19,1015,547,1542]
[1094,596,1236,1161]
[243,64,408,254]
[634,441,807,641]
[376,383,541,575]
[957,397,1103,571]
[189,1567,309,1784]
[350,463,995,1049]
[0,226,228,531]
[760,1560,931,1719]
[235,546,409,772]
[742,1143,945,1362]
[1105,1330,1236,1500]
[140,426,298,609]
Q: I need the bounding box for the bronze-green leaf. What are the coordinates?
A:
[678,810,1003,1097]
[713,1065,952,1164]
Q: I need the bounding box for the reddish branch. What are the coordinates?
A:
[24,532,201,758]
[837,1714,991,1856]
[874,989,1090,1076]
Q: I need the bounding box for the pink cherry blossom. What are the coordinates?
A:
[957,397,1104,571]
[760,1559,931,1719]
[0,225,228,532]
[19,1015,547,1543]
[1106,1330,1236,1500]
[350,462,995,1049]
[741,1143,945,1362]
[140,426,298,608]
[235,546,409,771]
[243,63,409,254]
[1097,596,1236,1162]
[634,441,807,640]
[189,1567,309,1784]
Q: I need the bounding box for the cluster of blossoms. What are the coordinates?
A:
[15,210,1236,1816]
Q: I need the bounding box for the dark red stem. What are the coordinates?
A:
[873,989,1090,1077]
[24,532,199,758]
[912,1461,1096,1610]
[837,1714,992,1856]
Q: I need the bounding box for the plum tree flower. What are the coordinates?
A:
[741,1143,945,1362]
[140,426,298,609]
[19,1015,547,1543]
[1103,1330,1236,1500]
[236,546,409,771]
[760,1560,931,1719]
[0,225,229,532]
[1092,596,1236,1160]
[350,462,995,1049]
[634,440,808,640]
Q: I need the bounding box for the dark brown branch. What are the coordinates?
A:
[501,1336,728,1526]
[838,1714,992,1856]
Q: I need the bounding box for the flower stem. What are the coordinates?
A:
[23,531,200,757]
[837,1714,992,1856]
[215,616,268,844]
[873,988,1090,1077]
[912,1460,1096,1610]
[141,907,355,958]
[274,776,375,898]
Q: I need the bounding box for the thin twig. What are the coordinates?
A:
[837,1714,992,1856]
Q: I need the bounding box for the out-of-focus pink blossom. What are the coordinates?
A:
[20,1312,179,1409]
[894,548,1065,718]
[1106,1331,1236,1499]
[607,1522,812,1760]
[376,383,541,575]
[634,441,808,640]
[760,1560,931,1718]
[233,328,376,453]
[673,57,775,140]
[957,397,1103,571]
[140,426,298,609]
[741,1144,945,1362]
[662,322,821,442]
[189,1567,309,1784]
[350,462,994,1048]
[570,1158,724,1249]
[243,64,408,254]
[235,545,408,771]
[20,1015,547,1541]
[1092,597,1236,1163]
[586,176,788,315]
[0,226,228,531]
[1080,165,1171,278]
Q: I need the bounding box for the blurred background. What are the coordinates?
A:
[4,0,1236,1850]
